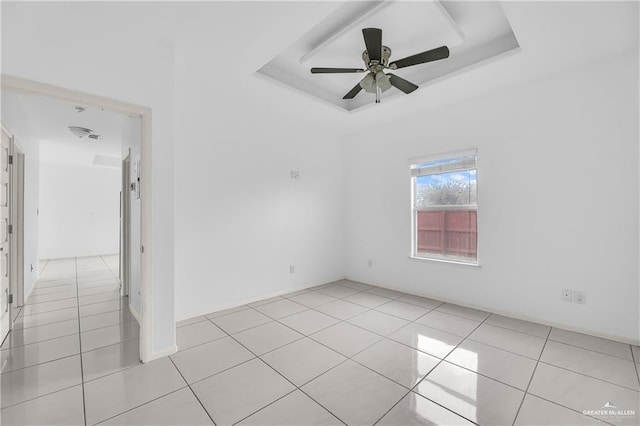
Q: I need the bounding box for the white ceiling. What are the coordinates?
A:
[1,1,638,136]
[2,89,133,168]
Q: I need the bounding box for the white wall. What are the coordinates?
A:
[38,162,120,259]
[1,92,40,299]
[2,2,176,357]
[344,53,639,343]
[173,47,346,321]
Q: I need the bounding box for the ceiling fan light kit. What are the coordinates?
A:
[311,28,450,104]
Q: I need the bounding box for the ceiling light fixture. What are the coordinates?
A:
[68,126,94,138]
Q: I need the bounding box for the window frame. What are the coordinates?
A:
[409,149,480,266]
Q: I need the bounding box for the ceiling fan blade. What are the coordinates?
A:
[388,74,418,94]
[362,28,382,62]
[389,45,449,70]
[311,67,365,74]
[343,81,364,99]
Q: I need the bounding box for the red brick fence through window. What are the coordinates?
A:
[416,210,477,259]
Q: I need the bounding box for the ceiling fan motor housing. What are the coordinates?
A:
[362,46,392,69]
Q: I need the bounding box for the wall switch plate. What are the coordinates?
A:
[367,260,373,268]
[562,289,573,302]
[574,291,586,304]
[289,265,295,274]
[290,171,300,180]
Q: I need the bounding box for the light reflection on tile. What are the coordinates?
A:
[353,338,439,388]
[389,322,462,359]
[445,339,537,390]
[415,361,524,425]
[378,392,475,425]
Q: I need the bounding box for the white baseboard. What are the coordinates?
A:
[347,276,640,347]
[175,278,346,324]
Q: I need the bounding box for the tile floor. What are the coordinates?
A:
[2,257,639,425]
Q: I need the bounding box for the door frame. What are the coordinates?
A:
[1,75,154,363]
[10,139,25,313]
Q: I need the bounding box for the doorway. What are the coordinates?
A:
[0,76,152,362]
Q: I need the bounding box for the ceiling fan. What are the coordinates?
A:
[311,28,450,103]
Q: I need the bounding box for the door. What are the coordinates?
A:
[10,149,25,312]
[120,154,131,297]
[0,127,12,343]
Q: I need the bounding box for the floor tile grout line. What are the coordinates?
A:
[372,388,480,426]
[390,311,494,425]
[249,305,349,340]
[519,393,615,426]
[29,286,78,296]
[511,326,552,426]
[533,359,640,393]
[1,328,80,351]
[225,333,349,426]
[74,257,89,426]
[80,334,140,356]
[26,293,81,303]
[10,312,77,330]
[461,333,549,362]
[81,345,142,385]
[244,300,443,423]
[185,355,257,388]
[78,305,127,319]
[20,292,123,314]
[165,356,218,426]
[92,386,192,426]
[544,336,637,362]
[0,352,81,376]
[631,347,640,387]
[193,281,436,330]
[229,388,299,426]
[80,317,137,335]
[464,316,549,339]
[183,311,350,425]
[0,382,83,411]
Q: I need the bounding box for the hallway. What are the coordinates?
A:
[1,256,140,424]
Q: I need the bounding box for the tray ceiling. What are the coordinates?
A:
[258,1,520,111]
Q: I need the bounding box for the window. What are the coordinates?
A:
[410,151,478,264]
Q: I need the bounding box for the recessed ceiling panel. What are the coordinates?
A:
[258,1,520,111]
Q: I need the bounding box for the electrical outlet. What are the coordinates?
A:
[290,171,300,180]
[367,260,373,268]
[289,265,295,274]
[562,289,573,302]
[574,291,586,304]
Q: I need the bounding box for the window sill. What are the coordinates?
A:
[408,255,481,268]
